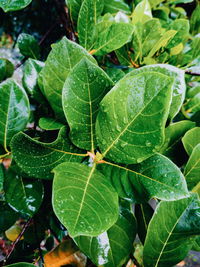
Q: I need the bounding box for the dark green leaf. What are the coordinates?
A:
[52,162,118,237]
[11,127,84,179]
[17,33,40,59]
[135,203,154,244]
[75,203,137,266]
[4,170,44,216]
[38,37,96,120]
[78,0,104,50]
[103,0,130,14]
[62,58,113,151]
[6,263,36,267]
[193,236,200,251]
[0,201,19,232]
[0,58,14,82]
[105,68,125,83]
[190,4,200,35]
[0,80,30,151]
[99,154,188,203]
[39,117,64,131]
[66,0,82,21]
[0,0,32,12]
[96,71,173,164]
[182,127,200,156]
[184,144,200,189]
[143,193,200,267]
[0,164,4,192]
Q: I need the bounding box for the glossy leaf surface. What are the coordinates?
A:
[78,0,104,50]
[143,194,200,267]
[0,0,32,12]
[182,127,200,156]
[4,170,44,216]
[132,0,152,25]
[75,203,137,266]
[52,162,118,237]
[103,0,130,14]
[127,64,186,120]
[99,154,188,203]
[38,37,96,120]
[0,58,14,82]
[62,58,113,151]
[0,80,30,151]
[0,201,19,232]
[39,117,64,131]
[96,71,173,164]
[11,127,83,179]
[184,144,200,189]
[17,33,40,59]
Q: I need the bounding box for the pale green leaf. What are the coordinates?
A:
[182,127,200,156]
[103,0,130,14]
[96,71,173,164]
[11,127,84,179]
[0,0,32,12]
[52,162,118,237]
[62,58,113,151]
[143,193,200,267]
[0,80,30,151]
[66,0,82,21]
[38,37,96,121]
[132,0,152,25]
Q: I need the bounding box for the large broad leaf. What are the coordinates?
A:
[62,58,113,151]
[143,193,200,267]
[99,154,188,203]
[103,0,130,14]
[11,127,84,179]
[0,80,30,152]
[135,203,154,244]
[6,264,36,267]
[75,202,137,267]
[126,64,186,120]
[184,144,200,189]
[96,71,173,164]
[66,0,82,21]
[0,0,32,12]
[17,33,40,59]
[38,37,96,121]
[52,162,118,237]
[0,58,14,82]
[77,0,104,50]
[4,170,44,216]
[92,23,134,56]
[182,127,200,156]
[131,0,152,25]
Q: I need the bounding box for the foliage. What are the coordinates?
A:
[0,0,200,267]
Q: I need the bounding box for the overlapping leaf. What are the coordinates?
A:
[6,264,35,267]
[0,164,4,192]
[0,0,32,12]
[103,0,130,14]
[182,127,200,156]
[131,0,152,25]
[38,37,96,120]
[143,194,200,267]
[11,127,84,179]
[0,80,30,151]
[75,203,137,266]
[17,33,40,59]
[96,71,173,164]
[66,0,82,21]
[52,162,118,237]
[39,117,64,131]
[62,58,113,151]
[0,58,14,82]
[99,154,188,203]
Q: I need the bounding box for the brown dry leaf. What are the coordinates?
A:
[177,261,185,266]
[44,239,86,267]
[2,157,12,169]
[126,259,136,267]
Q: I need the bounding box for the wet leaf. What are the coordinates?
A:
[17,33,40,59]
[182,127,200,156]
[0,58,14,82]
[39,117,64,131]
[0,0,32,12]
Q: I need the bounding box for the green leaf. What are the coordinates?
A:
[66,0,82,21]
[143,193,200,267]
[96,71,173,164]
[135,203,154,244]
[78,0,104,50]
[0,58,14,82]
[105,68,125,83]
[38,37,96,121]
[126,64,186,120]
[193,236,200,251]
[185,92,200,114]
[148,0,165,8]
[160,120,195,161]
[62,58,113,151]
[6,263,36,267]
[132,0,152,25]
[190,4,200,35]
[147,30,177,58]
[0,0,32,12]
[52,162,118,237]
[182,127,200,156]
[184,144,200,189]
[75,203,137,266]
[0,80,30,151]
[22,58,44,101]
[11,127,84,179]
[0,201,19,232]
[0,164,4,192]
[39,117,64,131]
[99,154,188,203]
[103,0,130,14]
[17,33,40,59]
[92,23,134,56]
[4,170,44,217]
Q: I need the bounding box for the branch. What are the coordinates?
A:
[185,70,200,76]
